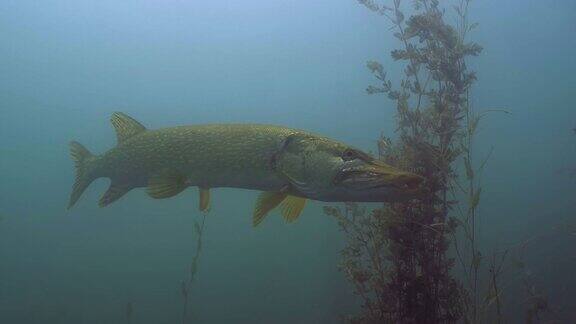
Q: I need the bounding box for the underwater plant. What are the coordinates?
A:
[326,0,489,322]
[125,302,133,324]
[180,213,207,324]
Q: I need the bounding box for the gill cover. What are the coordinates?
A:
[251,133,329,227]
[272,132,425,203]
[272,133,341,198]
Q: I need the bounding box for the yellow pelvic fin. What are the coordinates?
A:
[110,112,147,144]
[147,171,187,199]
[199,188,210,212]
[280,195,307,223]
[253,191,287,227]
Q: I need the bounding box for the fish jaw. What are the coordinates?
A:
[327,160,425,202]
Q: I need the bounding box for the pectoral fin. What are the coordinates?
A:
[280,196,307,223]
[147,172,188,199]
[199,188,210,212]
[253,191,287,227]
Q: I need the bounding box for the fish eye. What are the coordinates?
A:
[341,149,358,161]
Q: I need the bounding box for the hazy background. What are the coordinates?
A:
[0,0,575,323]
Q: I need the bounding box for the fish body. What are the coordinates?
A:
[97,124,295,192]
[69,113,424,225]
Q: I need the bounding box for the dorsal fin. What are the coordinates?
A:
[110,112,147,144]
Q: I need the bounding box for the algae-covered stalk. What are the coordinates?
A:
[181,213,207,324]
[125,302,133,324]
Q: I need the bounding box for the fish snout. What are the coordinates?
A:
[390,172,425,191]
[337,160,425,192]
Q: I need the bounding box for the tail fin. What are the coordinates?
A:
[68,141,97,209]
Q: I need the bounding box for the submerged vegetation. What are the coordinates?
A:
[180,213,208,324]
[326,0,485,322]
[327,1,576,323]
[125,302,133,324]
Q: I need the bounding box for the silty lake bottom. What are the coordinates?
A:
[0,0,575,323]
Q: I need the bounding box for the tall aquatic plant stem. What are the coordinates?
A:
[181,212,207,324]
[327,0,487,322]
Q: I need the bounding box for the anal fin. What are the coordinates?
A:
[147,171,188,199]
[99,181,132,207]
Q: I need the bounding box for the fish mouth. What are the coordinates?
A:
[334,165,424,192]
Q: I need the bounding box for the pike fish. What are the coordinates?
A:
[68,112,424,226]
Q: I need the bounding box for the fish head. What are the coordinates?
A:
[274,133,425,202]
